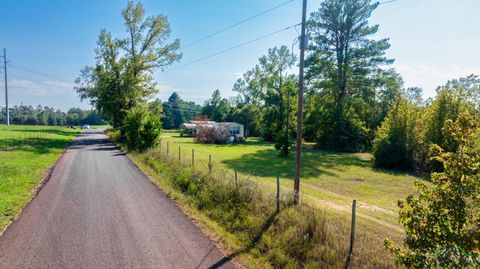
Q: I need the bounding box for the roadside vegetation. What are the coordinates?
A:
[82,0,480,267]
[116,135,399,268]
[0,125,80,232]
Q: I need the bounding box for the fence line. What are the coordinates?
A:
[156,138,359,265]
[0,130,53,151]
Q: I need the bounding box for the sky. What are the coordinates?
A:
[0,0,479,111]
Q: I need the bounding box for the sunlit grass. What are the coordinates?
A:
[0,125,80,231]
[159,132,422,231]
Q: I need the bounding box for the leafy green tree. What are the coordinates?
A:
[123,105,162,151]
[373,95,419,170]
[234,46,297,153]
[421,75,480,171]
[305,0,393,151]
[162,93,201,129]
[75,1,181,129]
[201,89,231,122]
[385,113,480,268]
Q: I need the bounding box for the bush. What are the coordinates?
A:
[385,113,480,268]
[123,105,162,151]
[194,124,228,144]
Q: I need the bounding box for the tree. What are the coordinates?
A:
[162,92,201,129]
[75,1,181,129]
[373,95,419,170]
[233,46,297,154]
[201,90,231,122]
[123,105,162,151]
[385,113,480,268]
[305,0,393,151]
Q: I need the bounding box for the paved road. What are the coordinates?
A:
[0,130,234,269]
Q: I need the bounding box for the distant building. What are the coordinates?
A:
[180,120,245,140]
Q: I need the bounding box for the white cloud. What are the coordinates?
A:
[9,79,74,95]
[395,64,480,98]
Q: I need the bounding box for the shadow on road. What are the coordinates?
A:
[199,210,279,269]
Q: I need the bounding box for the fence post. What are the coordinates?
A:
[208,155,212,173]
[167,142,169,156]
[178,146,181,162]
[192,149,195,169]
[234,169,238,189]
[276,176,280,212]
[345,200,357,269]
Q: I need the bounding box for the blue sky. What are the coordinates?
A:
[0,0,479,111]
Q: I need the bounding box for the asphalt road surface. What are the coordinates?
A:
[0,130,235,269]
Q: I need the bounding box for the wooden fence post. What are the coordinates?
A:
[344,199,357,269]
[178,146,181,162]
[208,155,212,173]
[276,176,280,212]
[192,149,194,169]
[167,142,169,156]
[234,169,238,189]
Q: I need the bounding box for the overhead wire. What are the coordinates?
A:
[182,0,295,49]
[164,23,301,74]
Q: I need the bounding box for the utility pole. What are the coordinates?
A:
[294,0,307,205]
[2,48,9,126]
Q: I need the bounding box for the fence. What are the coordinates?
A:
[0,130,52,151]
[154,139,358,267]
[156,139,297,209]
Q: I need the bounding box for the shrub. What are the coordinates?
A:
[274,130,295,156]
[385,113,480,268]
[194,124,228,144]
[123,105,162,151]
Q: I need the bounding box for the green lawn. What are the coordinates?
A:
[0,125,80,231]
[160,132,424,234]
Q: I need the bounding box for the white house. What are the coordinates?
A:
[180,120,245,139]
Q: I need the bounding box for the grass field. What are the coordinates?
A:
[159,133,424,245]
[0,125,80,231]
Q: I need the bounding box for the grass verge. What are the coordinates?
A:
[111,129,400,268]
[0,125,80,231]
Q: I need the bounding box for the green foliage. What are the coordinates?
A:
[75,1,181,129]
[162,93,201,129]
[0,105,105,126]
[233,46,297,152]
[136,148,347,268]
[274,129,295,156]
[123,105,162,151]
[305,0,395,151]
[201,89,232,122]
[386,113,480,268]
[373,96,419,170]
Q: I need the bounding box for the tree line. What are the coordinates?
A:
[0,105,106,126]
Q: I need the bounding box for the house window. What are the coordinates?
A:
[228,126,240,135]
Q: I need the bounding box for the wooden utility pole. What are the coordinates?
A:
[294,0,307,205]
[2,48,9,126]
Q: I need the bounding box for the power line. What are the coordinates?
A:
[379,0,399,5]
[165,23,301,73]
[182,0,295,49]
[10,65,72,83]
[9,73,73,92]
